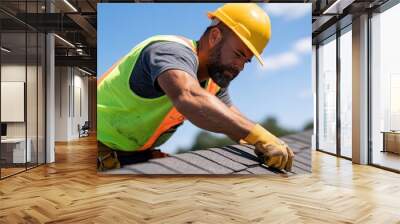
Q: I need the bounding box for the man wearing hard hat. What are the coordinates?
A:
[97,3,295,171]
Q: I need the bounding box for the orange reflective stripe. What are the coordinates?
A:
[140,79,220,151]
[138,107,185,151]
[206,79,219,93]
[138,37,199,150]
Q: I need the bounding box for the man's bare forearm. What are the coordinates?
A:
[157,69,255,141]
[173,88,255,142]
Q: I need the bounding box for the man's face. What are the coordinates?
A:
[207,31,253,88]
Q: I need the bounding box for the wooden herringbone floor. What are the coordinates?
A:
[1,135,400,223]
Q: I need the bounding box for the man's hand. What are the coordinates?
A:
[254,142,294,171]
[243,124,294,171]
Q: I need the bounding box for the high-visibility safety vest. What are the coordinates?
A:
[97,35,221,152]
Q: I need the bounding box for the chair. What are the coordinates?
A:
[79,121,90,138]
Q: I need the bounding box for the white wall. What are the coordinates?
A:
[1,63,46,164]
[1,65,37,138]
[54,67,89,141]
[72,72,89,138]
[55,66,69,141]
[1,65,26,141]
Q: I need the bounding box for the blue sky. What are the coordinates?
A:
[98,3,313,154]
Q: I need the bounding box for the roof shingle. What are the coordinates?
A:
[101,130,312,176]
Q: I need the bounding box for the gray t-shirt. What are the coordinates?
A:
[129,41,232,106]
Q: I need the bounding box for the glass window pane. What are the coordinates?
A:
[1,30,27,177]
[371,4,400,171]
[340,28,352,158]
[318,36,337,154]
[1,1,46,179]
[27,31,38,169]
[38,32,45,165]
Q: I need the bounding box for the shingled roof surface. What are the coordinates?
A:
[101,131,312,176]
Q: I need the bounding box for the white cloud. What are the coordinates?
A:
[263,3,311,21]
[260,36,311,72]
[294,37,312,54]
[262,52,299,72]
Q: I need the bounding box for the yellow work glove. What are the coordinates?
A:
[243,124,294,171]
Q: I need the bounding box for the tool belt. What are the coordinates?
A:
[97,142,169,171]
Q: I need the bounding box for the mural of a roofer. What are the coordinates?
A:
[97,3,313,175]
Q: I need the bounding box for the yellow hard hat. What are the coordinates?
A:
[207,3,271,66]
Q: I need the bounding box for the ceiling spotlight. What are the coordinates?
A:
[63,0,78,12]
[78,67,92,76]
[1,47,11,53]
[54,34,75,48]
[322,0,355,15]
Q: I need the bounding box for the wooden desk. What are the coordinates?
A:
[382,131,400,154]
[1,138,31,163]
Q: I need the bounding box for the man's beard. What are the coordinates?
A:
[207,42,239,88]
